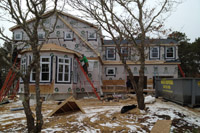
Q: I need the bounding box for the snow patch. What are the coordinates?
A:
[145,95,156,104]
[100,122,120,127]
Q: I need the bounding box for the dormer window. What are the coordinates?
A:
[14,32,22,40]
[150,47,160,59]
[64,31,73,41]
[88,31,97,40]
[38,31,45,40]
[165,47,175,58]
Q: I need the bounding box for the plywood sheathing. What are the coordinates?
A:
[47,96,85,117]
[102,80,125,86]
[102,80,126,93]
[151,120,172,133]
[29,81,54,94]
[147,79,153,85]
[58,15,100,56]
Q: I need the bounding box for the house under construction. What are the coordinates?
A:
[1,10,181,101]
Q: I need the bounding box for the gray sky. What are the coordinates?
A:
[165,0,200,42]
[0,0,199,46]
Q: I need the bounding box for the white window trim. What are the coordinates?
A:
[57,57,71,83]
[88,31,97,40]
[64,31,73,40]
[165,47,175,58]
[38,31,45,40]
[106,47,116,60]
[106,68,116,76]
[150,46,160,59]
[14,32,23,40]
[40,56,51,82]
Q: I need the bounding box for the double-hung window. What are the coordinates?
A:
[41,57,51,82]
[165,47,175,58]
[106,47,116,60]
[30,56,51,82]
[150,47,159,59]
[57,57,71,83]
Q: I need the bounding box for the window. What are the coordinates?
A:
[41,57,51,82]
[165,47,175,58]
[57,57,71,83]
[106,68,116,76]
[106,47,116,60]
[30,56,51,82]
[31,68,36,82]
[150,47,159,59]
[121,47,129,60]
[14,32,22,40]
[38,31,45,40]
[88,31,97,40]
[64,32,73,40]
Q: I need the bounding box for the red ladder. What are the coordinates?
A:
[0,56,20,102]
[76,58,101,100]
[178,64,185,77]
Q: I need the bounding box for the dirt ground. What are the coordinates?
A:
[0,96,200,132]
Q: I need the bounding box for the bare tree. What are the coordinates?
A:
[67,0,179,110]
[0,0,61,132]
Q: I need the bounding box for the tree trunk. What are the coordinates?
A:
[22,80,35,132]
[34,53,43,132]
[120,48,145,110]
[137,41,146,110]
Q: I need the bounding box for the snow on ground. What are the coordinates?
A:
[0,96,200,132]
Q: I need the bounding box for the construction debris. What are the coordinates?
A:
[47,96,85,117]
[0,100,9,105]
[120,104,137,114]
[151,120,172,133]
[10,107,24,111]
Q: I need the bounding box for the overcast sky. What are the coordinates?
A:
[0,0,199,46]
[165,0,200,42]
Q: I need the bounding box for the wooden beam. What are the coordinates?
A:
[58,15,100,56]
[67,102,74,111]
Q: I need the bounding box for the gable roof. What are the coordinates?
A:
[9,10,99,31]
[20,43,81,56]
